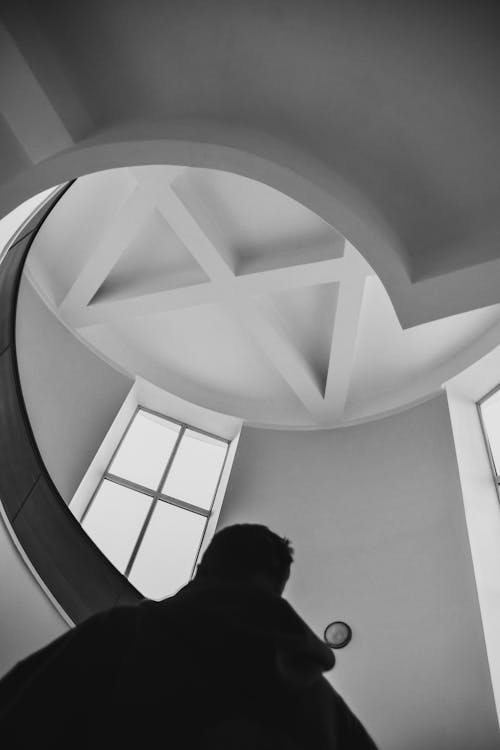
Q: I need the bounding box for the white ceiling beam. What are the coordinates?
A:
[68,246,360,326]
[225,293,326,423]
[71,273,349,424]
[323,274,366,420]
[237,234,346,275]
[66,281,217,328]
[236,252,350,293]
[58,188,151,319]
[131,167,235,281]
[65,256,352,326]
[63,167,368,427]
[0,23,73,162]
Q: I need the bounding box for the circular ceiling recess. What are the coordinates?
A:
[21,166,500,429]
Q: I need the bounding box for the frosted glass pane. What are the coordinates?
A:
[82,480,152,572]
[162,430,227,510]
[481,393,500,473]
[129,501,206,600]
[110,411,181,489]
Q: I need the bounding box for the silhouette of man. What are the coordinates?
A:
[0,523,377,749]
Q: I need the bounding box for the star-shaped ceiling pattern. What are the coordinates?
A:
[24,166,500,428]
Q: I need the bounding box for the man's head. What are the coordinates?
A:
[196,524,294,596]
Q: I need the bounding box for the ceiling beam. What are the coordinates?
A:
[118,172,361,424]
[63,167,371,426]
[131,167,235,280]
[58,188,151,320]
[68,248,358,327]
[323,274,367,421]
[66,281,217,328]
[236,234,346,276]
[236,253,349,293]
[69,257,360,328]
[226,293,326,423]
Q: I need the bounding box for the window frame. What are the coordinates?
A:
[80,405,230,590]
[477,382,500,504]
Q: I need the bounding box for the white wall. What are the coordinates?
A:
[219,394,499,750]
[0,510,68,678]
[9,279,500,747]
[16,277,133,503]
[446,345,500,728]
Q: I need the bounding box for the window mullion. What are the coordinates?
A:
[124,499,158,579]
[206,441,230,512]
[138,406,230,445]
[156,424,186,493]
[80,474,106,525]
[105,472,156,498]
[187,442,230,580]
[157,492,210,517]
[123,425,186,579]
[79,408,140,522]
[105,407,140,475]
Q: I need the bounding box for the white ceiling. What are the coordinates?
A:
[25,167,500,429]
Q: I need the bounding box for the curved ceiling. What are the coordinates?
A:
[1,2,500,331]
[24,168,500,429]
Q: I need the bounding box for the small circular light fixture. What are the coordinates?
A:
[324,621,352,649]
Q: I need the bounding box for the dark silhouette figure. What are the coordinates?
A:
[0,524,377,748]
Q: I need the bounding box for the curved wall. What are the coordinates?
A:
[16,276,133,504]
[0,187,142,626]
[0,509,68,678]
[220,394,499,750]
[1,187,498,749]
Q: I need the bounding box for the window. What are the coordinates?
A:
[80,408,229,599]
[477,384,500,501]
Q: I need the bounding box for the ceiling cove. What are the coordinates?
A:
[24,167,500,429]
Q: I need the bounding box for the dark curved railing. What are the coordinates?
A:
[0,184,142,624]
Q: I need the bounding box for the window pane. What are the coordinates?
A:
[109,410,181,489]
[481,392,500,474]
[82,480,152,572]
[129,501,206,600]
[161,429,227,510]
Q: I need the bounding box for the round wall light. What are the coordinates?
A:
[324,621,352,649]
